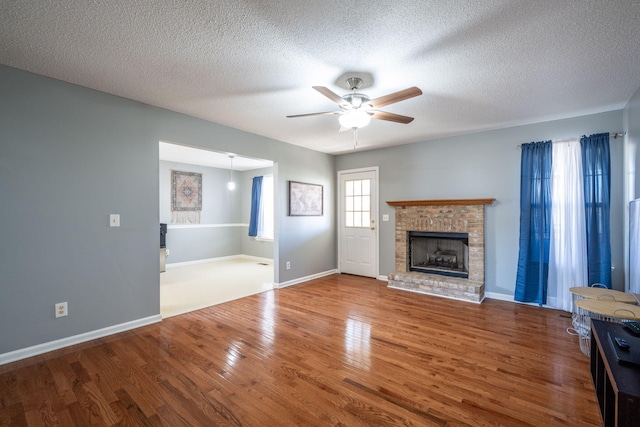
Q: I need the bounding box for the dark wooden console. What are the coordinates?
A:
[590,319,640,426]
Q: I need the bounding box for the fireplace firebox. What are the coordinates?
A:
[408,231,469,278]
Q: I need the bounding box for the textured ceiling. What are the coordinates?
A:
[2,1,640,154]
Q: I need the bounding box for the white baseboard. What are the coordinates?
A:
[167,256,236,268]
[0,314,162,366]
[238,254,274,264]
[276,269,338,289]
[484,292,567,311]
[484,292,514,302]
[377,275,388,281]
[167,254,273,268]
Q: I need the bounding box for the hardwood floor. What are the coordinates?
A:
[0,274,601,426]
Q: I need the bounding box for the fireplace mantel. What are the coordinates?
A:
[386,198,495,207]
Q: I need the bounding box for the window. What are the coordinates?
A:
[257,175,274,240]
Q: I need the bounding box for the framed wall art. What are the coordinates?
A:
[289,181,323,216]
[171,170,202,223]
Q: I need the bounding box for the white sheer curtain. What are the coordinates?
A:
[548,139,588,312]
[257,175,274,239]
[631,199,640,294]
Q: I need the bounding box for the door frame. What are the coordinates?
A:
[337,166,380,279]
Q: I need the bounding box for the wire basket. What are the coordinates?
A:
[574,305,619,356]
[570,284,637,356]
[574,305,638,356]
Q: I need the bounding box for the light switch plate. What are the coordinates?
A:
[382,214,390,221]
[109,214,120,227]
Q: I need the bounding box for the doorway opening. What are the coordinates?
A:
[158,141,276,317]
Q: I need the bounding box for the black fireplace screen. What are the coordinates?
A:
[408,231,469,278]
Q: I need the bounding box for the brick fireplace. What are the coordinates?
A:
[386,199,494,303]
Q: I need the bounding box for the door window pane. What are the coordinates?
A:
[354,195,362,211]
[354,213,362,227]
[346,212,354,227]
[346,196,353,211]
[354,180,362,196]
[362,179,370,196]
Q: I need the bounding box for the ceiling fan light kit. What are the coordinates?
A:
[287,77,423,145]
[339,109,371,129]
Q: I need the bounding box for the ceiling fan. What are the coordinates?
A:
[287,77,423,131]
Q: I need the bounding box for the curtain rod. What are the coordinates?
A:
[249,174,273,180]
[517,131,626,148]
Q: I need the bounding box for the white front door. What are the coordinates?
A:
[339,168,378,278]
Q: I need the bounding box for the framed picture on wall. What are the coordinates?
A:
[289,181,323,216]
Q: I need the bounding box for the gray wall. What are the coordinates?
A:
[335,110,625,297]
[0,65,335,355]
[160,160,241,225]
[159,160,243,264]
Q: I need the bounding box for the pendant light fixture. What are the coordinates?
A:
[227,155,236,191]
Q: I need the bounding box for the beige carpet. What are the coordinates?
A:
[160,257,274,318]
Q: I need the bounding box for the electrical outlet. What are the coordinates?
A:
[55,302,68,318]
[286,261,291,270]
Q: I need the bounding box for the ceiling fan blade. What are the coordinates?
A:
[286,111,338,118]
[313,86,350,108]
[371,111,415,124]
[368,87,422,108]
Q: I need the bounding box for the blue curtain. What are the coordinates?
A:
[515,141,553,305]
[248,176,263,237]
[581,133,611,287]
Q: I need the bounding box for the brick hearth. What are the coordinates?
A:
[386,199,494,303]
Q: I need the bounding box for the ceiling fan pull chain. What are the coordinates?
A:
[353,128,358,150]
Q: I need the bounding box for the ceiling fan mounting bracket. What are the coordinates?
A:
[346,77,364,91]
